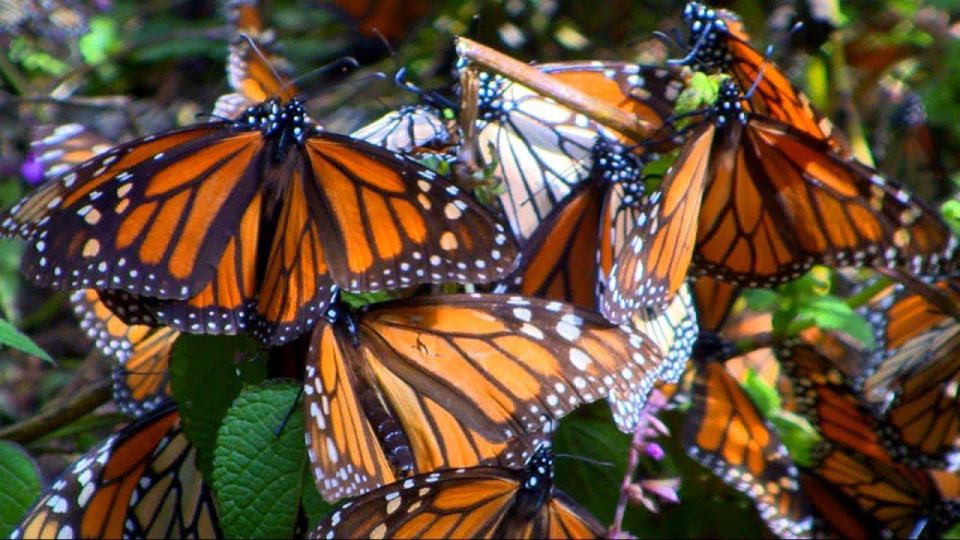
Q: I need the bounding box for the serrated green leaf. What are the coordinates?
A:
[741,369,780,415]
[798,296,875,348]
[0,441,42,537]
[769,411,820,467]
[0,318,52,363]
[170,334,265,480]
[212,380,305,539]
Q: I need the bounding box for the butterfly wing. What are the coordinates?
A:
[473,62,682,244]
[600,123,712,320]
[693,114,955,285]
[504,184,604,310]
[691,276,741,333]
[352,105,455,155]
[310,448,603,539]
[72,290,178,417]
[304,294,664,501]
[12,407,221,539]
[683,361,812,538]
[304,133,517,291]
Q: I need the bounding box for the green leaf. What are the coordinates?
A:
[0,441,42,537]
[212,380,306,539]
[942,200,960,236]
[675,72,721,115]
[553,405,630,525]
[768,411,821,467]
[79,16,120,66]
[170,334,265,480]
[796,295,875,348]
[742,288,778,312]
[741,369,780,415]
[0,318,52,363]
[340,290,397,310]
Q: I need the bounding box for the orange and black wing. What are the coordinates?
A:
[682,360,812,538]
[678,2,846,152]
[12,406,221,539]
[309,447,604,539]
[72,290,178,417]
[304,293,665,501]
[2,125,265,295]
[859,283,960,469]
[691,276,741,333]
[304,133,518,291]
[691,81,955,286]
[599,123,712,321]
[502,184,604,310]
[802,440,959,539]
[217,0,294,118]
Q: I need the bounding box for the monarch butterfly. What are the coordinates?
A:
[681,356,812,538]
[607,77,954,311]
[303,291,667,502]
[465,63,684,245]
[675,2,847,152]
[857,281,960,469]
[73,289,177,417]
[788,372,960,538]
[28,123,179,417]
[12,406,221,539]
[310,446,605,539]
[2,51,518,348]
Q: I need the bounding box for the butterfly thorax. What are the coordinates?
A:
[236,98,315,162]
[505,448,553,531]
[712,80,748,128]
[682,2,732,71]
[591,137,647,207]
[476,72,511,123]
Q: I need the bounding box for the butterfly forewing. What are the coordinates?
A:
[304,294,666,502]
[12,407,221,540]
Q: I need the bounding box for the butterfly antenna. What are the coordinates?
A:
[240,33,288,91]
[744,20,804,100]
[394,68,457,110]
[666,17,716,66]
[554,453,616,468]
[274,386,305,438]
[285,56,361,96]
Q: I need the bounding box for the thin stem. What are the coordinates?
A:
[454,37,659,142]
[608,421,646,538]
[0,378,112,444]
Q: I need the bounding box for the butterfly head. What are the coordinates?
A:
[682,2,732,71]
[238,97,315,160]
[476,72,510,122]
[516,445,554,509]
[324,290,360,345]
[713,79,748,127]
[592,137,647,207]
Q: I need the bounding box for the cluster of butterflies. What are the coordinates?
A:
[6,0,960,538]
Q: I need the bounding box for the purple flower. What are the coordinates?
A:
[643,442,665,460]
[641,478,681,504]
[20,154,44,185]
